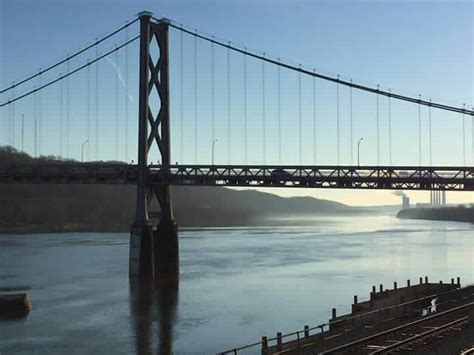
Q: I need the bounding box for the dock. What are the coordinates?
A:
[220,277,474,354]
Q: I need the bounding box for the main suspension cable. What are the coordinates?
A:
[165,20,473,116]
[1,18,139,94]
[0,36,140,108]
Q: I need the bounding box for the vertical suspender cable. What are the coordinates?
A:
[313,70,317,164]
[428,99,432,166]
[21,114,24,152]
[244,50,248,164]
[194,32,198,163]
[472,107,474,165]
[336,75,340,165]
[60,73,63,156]
[7,95,11,145]
[33,85,37,157]
[298,64,302,165]
[38,70,42,156]
[388,89,392,165]
[350,79,353,165]
[180,29,184,163]
[125,23,129,163]
[262,54,266,164]
[95,40,99,161]
[376,84,380,165]
[87,60,91,162]
[418,94,422,166]
[210,37,215,160]
[277,60,282,164]
[462,103,466,166]
[115,44,119,161]
[66,57,70,158]
[227,43,231,163]
[11,85,15,147]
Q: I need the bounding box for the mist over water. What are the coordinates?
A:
[1,215,473,353]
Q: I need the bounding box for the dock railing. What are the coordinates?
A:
[219,281,473,354]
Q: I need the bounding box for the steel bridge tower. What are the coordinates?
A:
[129,12,178,278]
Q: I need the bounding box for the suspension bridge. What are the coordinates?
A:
[1,11,473,277]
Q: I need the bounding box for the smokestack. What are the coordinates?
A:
[393,191,409,209]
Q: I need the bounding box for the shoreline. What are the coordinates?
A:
[396,206,474,224]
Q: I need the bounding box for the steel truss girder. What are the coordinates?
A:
[0,164,472,191]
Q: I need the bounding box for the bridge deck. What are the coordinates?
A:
[0,164,472,191]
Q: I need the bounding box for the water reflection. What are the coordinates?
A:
[129,278,179,354]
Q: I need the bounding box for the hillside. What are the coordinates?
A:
[0,147,354,233]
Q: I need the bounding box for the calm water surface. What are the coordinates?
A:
[1,215,473,354]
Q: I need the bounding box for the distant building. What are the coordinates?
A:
[430,190,447,207]
[416,203,431,208]
[402,196,410,210]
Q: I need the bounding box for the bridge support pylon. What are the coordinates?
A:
[130,11,178,278]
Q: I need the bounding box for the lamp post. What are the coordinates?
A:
[81,139,89,163]
[212,139,218,166]
[357,137,364,166]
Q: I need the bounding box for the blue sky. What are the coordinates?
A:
[1,0,473,205]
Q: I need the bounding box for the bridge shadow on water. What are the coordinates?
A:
[129,278,179,355]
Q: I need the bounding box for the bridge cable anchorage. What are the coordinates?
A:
[298,64,303,165]
[429,99,432,166]
[0,36,139,108]
[244,49,248,164]
[180,28,185,163]
[336,74,340,165]
[376,84,380,165]
[87,59,91,162]
[418,94,422,166]
[262,53,267,164]
[277,59,282,164]
[124,22,129,164]
[164,20,473,116]
[194,30,198,163]
[59,73,63,156]
[388,89,392,165]
[227,42,231,164]
[115,44,119,161]
[0,18,138,94]
[349,79,353,165]
[462,103,466,166]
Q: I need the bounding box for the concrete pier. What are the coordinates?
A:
[154,219,179,275]
[129,223,154,277]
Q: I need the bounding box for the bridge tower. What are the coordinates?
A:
[130,11,178,277]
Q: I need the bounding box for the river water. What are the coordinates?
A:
[1,215,473,354]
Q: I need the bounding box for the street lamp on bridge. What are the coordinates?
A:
[81,139,89,163]
[212,139,218,166]
[357,137,364,166]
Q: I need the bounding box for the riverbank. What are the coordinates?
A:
[396,206,474,223]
